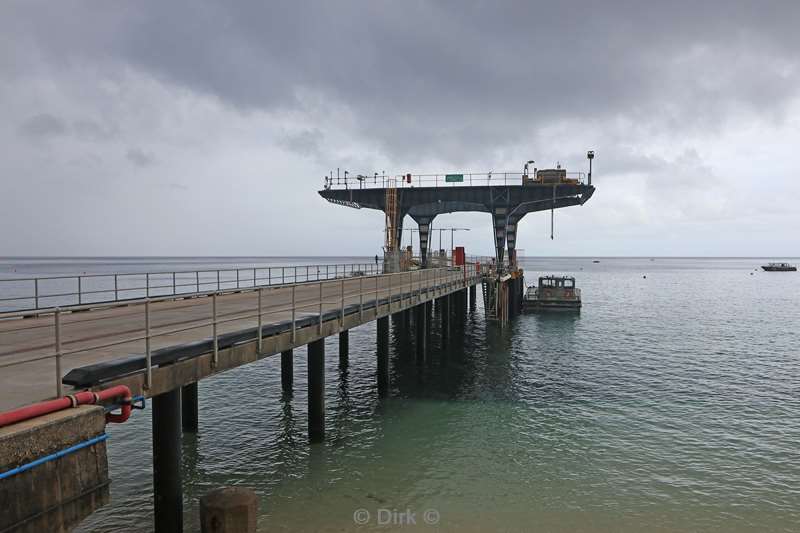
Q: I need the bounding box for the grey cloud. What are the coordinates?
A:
[18,113,66,139]
[278,129,324,158]
[5,2,800,163]
[126,148,156,167]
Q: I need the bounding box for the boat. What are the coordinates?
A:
[523,275,581,311]
[761,262,797,272]
[592,260,600,263]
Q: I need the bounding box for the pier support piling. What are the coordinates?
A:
[469,284,476,310]
[415,303,427,363]
[281,350,293,394]
[339,330,349,367]
[377,316,389,396]
[441,294,450,349]
[307,339,325,442]
[152,388,183,533]
[181,382,198,433]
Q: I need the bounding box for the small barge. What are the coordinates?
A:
[523,275,581,311]
[761,262,797,272]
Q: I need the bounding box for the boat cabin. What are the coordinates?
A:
[537,276,577,299]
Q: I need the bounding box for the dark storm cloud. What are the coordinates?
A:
[4,1,799,162]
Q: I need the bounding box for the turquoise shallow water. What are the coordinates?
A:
[44,257,799,532]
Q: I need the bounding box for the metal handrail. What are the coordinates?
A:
[0,265,482,402]
[323,171,586,190]
[0,261,385,313]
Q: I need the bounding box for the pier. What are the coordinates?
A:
[0,166,595,532]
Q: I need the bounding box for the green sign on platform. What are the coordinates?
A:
[445,174,464,183]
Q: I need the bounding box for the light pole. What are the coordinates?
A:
[587,150,594,185]
[523,159,535,183]
[449,228,470,259]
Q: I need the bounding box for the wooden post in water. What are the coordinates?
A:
[200,487,258,533]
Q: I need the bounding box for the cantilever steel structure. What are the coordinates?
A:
[319,180,596,266]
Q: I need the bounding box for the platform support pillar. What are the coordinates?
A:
[153,388,182,533]
[307,339,325,442]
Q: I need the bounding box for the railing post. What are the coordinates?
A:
[291,285,297,343]
[282,267,285,285]
[236,269,240,289]
[359,276,363,321]
[217,270,220,291]
[254,267,257,287]
[212,292,218,366]
[318,281,323,334]
[145,299,152,389]
[146,273,150,298]
[340,278,345,328]
[172,272,176,295]
[54,308,62,398]
[196,271,199,293]
[294,266,298,284]
[375,271,380,317]
[77,276,82,305]
[34,278,39,310]
[114,274,119,301]
[257,288,263,353]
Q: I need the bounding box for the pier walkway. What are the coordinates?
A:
[0,263,480,411]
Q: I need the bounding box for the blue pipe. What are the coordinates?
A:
[0,433,108,480]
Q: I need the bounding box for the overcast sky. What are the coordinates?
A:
[1,1,799,257]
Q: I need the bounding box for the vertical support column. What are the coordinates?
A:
[339,330,349,367]
[492,209,508,265]
[152,388,182,533]
[377,316,389,397]
[469,284,477,310]
[506,220,518,268]
[281,349,293,394]
[181,382,198,433]
[425,300,433,344]
[415,303,427,364]
[418,221,431,268]
[441,293,450,349]
[307,339,325,442]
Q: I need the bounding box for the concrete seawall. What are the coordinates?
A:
[0,405,109,532]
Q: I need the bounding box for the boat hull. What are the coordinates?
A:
[761,266,797,272]
[523,299,581,311]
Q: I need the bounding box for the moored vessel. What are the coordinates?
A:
[761,262,797,272]
[523,275,581,311]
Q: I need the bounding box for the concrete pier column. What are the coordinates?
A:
[415,303,427,363]
[469,284,477,309]
[441,293,450,349]
[339,330,349,367]
[281,349,293,394]
[152,388,183,533]
[200,487,258,533]
[181,382,198,433]
[307,339,325,442]
[377,316,389,396]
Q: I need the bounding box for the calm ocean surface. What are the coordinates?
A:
[4,257,799,532]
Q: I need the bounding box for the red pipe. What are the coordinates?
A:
[0,385,132,428]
